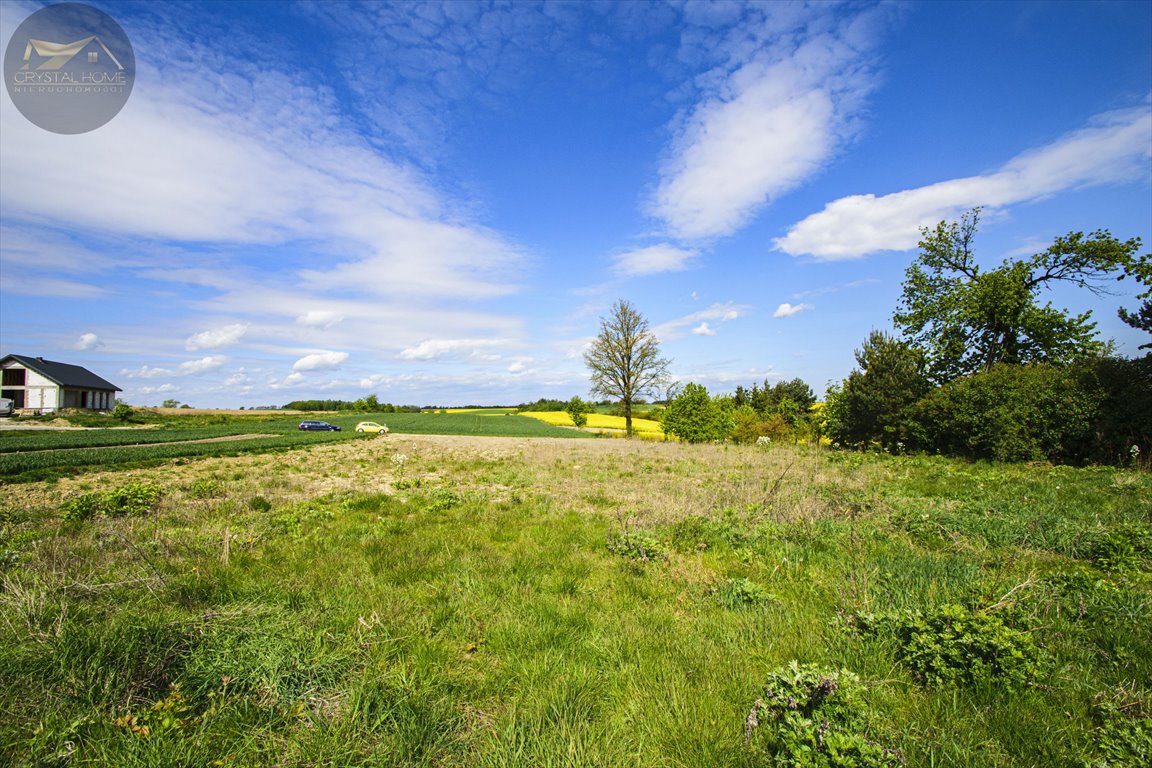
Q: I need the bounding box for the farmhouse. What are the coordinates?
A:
[0,354,121,413]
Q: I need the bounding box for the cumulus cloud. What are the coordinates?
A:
[650,7,888,240]
[186,323,248,350]
[777,105,1152,260]
[296,310,344,329]
[177,356,227,374]
[612,244,698,276]
[73,332,103,350]
[773,303,814,318]
[292,351,349,372]
[691,322,717,336]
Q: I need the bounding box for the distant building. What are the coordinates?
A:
[0,354,121,413]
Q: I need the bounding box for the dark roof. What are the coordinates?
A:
[2,354,121,391]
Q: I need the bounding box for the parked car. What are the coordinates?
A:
[0,398,13,416]
[355,421,390,434]
[298,420,340,431]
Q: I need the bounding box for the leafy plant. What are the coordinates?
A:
[712,577,775,608]
[606,522,667,562]
[847,604,1042,687]
[744,661,901,767]
[59,481,163,523]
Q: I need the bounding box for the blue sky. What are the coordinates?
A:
[2,0,1149,408]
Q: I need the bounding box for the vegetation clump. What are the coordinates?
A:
[606,522,667,562]
[845,604,1043,687]
[60,481,163,523]
[744,661,901,767]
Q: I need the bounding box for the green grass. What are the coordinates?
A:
[1,442,1149,766]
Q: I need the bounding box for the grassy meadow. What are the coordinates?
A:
[1,433,1150,767]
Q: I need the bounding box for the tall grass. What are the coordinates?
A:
[1,438,1148,766]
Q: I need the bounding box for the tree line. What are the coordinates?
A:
[582,210,1149,465]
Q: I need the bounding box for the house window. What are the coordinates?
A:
[1,369,25,386]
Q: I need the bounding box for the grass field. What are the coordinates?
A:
[1,435,1149,767]
[0,412,586,480]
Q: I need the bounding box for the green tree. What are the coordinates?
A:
[161,398,181,408]
[1118,252,1152,349]
[826,330,930,450]
[894,208,1141,384]
[584,299,670,437]
[564,396,590,429]
[661,382,733,443]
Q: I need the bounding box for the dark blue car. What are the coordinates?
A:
[298,420,340,431]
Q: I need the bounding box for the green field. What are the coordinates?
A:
[1,435,1149,767]
[0,412,586,480]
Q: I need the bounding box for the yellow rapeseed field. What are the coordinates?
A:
[521,411,666,438]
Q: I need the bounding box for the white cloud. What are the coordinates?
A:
[121,365,172,380]
[777,105,1152,259]
[178,356,227,375]
[691,322,717,336]
[136,383,177,395]
[654,302,749,340]
[398,338,510,361]
[650,9,886,240]
[612,244,698,276]
[120,355,225,379]
[186,323,248,350]
[296,310,344,329]
[0,17,528,304]
[74,332,103,350]
[292,351,349,372]
[773,303,814,318]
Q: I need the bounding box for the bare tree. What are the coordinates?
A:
[584,299,670,437]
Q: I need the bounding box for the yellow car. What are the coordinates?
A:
[355,421,390,435]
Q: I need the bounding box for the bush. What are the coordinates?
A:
[909,362,1105,463]
[744,661,900,767]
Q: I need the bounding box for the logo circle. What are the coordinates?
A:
[3,3,135,134]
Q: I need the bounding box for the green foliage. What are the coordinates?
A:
[60,481,163,523]
[825,331,930,451]
[744,661,900,767]
[584,299,671,436]
[184,479,225,499]
[247,495,272,513]
[1118,250,1152,349]
[565,395,591,428]
[606,524,667,562]
[909,362,1106,463]
[111,403,133,421]
[517,397,569,412]
[1083,686,1152,768]
[847,604,1042,687]
[661,382,733,443]
[712,577,775,608]
[895,208,1141,384]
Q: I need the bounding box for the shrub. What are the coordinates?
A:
[908,362,1105,463]
[744,661,900,767]
[847,604,1042,687]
